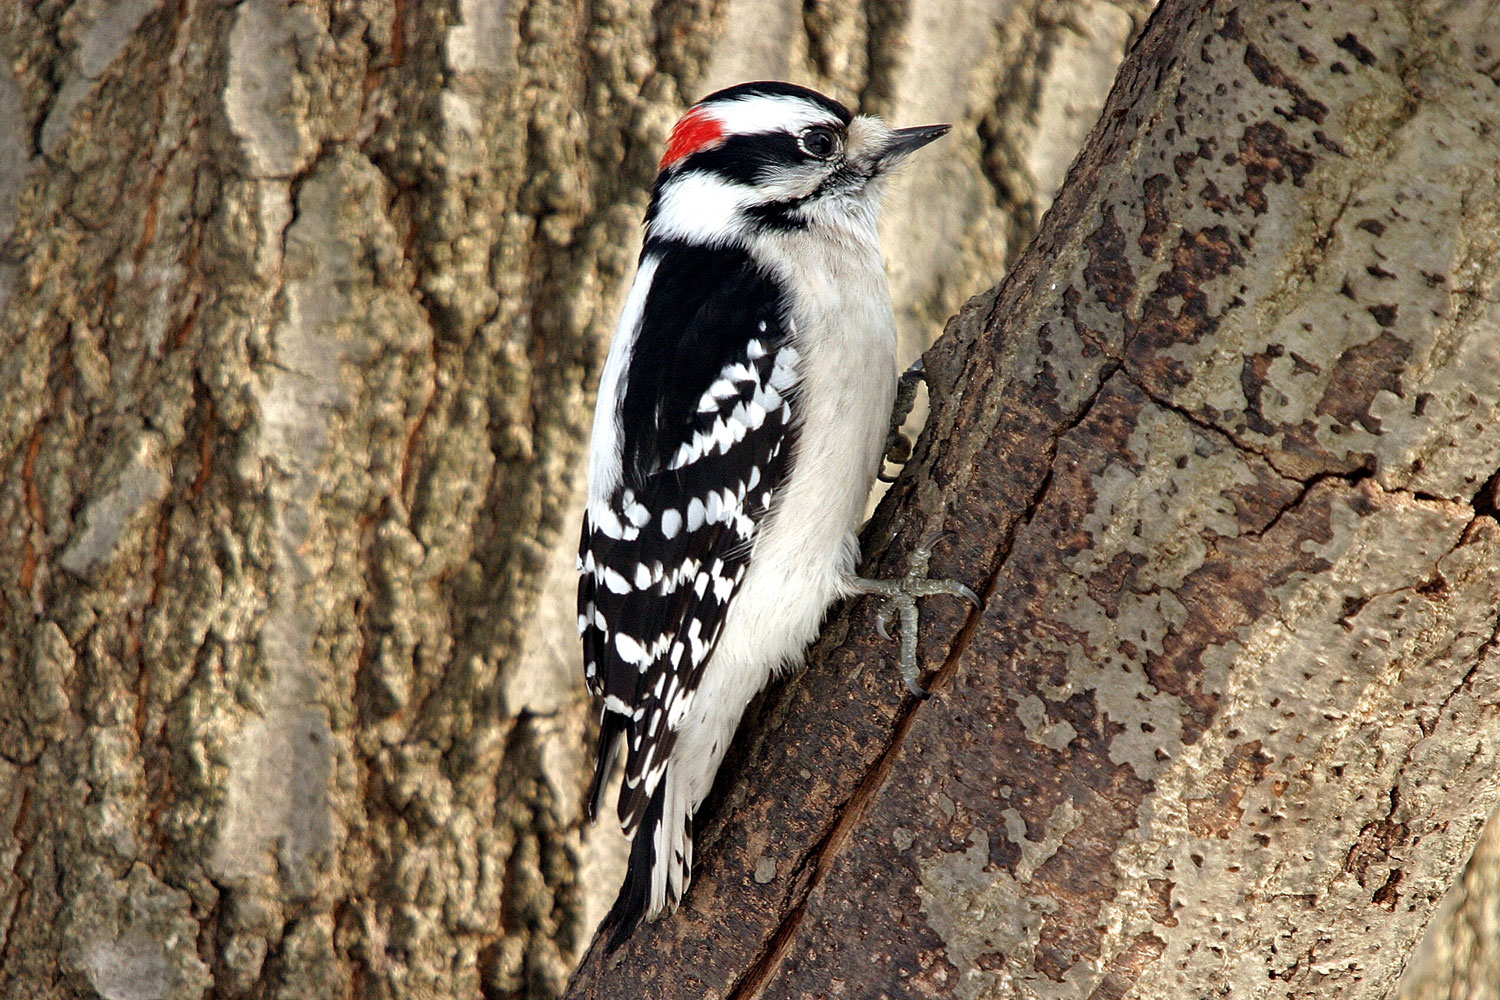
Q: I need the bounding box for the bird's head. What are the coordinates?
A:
[643,81,949,246]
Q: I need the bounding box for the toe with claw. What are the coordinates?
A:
[853,529,981,698]
[879,358,927,483]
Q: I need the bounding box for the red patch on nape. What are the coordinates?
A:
[660,108,726,170]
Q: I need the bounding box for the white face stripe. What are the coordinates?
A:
[588,253,660,507]
[700,93,842,139]
[647,171,757,245]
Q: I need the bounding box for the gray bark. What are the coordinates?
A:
[0,1,1153,998]
[567,1,1500,997]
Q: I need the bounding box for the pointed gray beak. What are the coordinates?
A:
[883,124,951,161]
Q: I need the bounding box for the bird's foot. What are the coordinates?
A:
[853,529,980,698]
[878,358,926,482]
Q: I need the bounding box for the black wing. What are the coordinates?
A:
[579,240,799,834]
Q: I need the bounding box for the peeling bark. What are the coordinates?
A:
[567,1,1500,998]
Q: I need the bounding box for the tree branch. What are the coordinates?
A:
[567,0,1500,996]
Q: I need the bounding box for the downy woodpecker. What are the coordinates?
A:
[578,81,973,949]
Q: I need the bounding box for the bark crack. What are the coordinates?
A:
[18,422,46,612]
[1429,603,1500,733]
[723,359,1122,1000]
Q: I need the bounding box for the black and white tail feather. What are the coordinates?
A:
[577,81,950,951]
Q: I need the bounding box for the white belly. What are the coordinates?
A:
[672,228,899,809]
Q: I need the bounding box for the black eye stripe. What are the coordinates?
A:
[668,132,803,186]
[660,125,844,187]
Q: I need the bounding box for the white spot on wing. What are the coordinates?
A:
[600,566,630,595]
[770,346,800,391]
[615,632,650,666]
[743,400,766,430]
[592,505,625,540]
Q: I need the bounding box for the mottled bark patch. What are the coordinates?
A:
[1334,33,1378,67]
[1086,932,1166,1000]
[1145,877,1178,927]
[1315,331,1411,433]
[1128,225,1245,388]
[1237,121,1315,214]
[1241,43,1329,124]
[1139,173,1171,255]
[1346,804,1411,889]
[1240,346,1281,436]
[1085,206,1134,313]
[1185,740,1272,838]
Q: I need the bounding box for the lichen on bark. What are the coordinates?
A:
[565,2,1500,998]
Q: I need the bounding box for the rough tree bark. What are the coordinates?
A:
[567,1,1500,998]
[0,2,1153,999]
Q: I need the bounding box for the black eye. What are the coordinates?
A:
[799,125,839,159]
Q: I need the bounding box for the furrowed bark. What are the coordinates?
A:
[0,1,690,997]
[567,1,1500,997]
[0,2,1154,998]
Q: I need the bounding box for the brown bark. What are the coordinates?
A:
[567,1,1500,997]
[0,2,1153,999]
[0,1,682,997]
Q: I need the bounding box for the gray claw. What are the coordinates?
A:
[917,527,955,550]
[881,358,929,480]
[853,528,982,699]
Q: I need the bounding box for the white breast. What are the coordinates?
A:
[753,220,899,608]
[671,217,899,809]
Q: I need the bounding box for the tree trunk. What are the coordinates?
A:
[0,1,1152,998]
[1401,808,1500,1000]
[0,1,679,997]
[566,0,1500,997]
